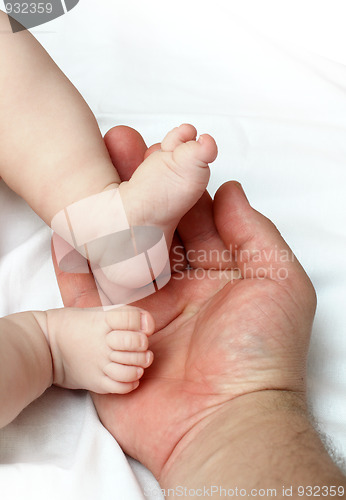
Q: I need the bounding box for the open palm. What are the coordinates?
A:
[53,127,316,482]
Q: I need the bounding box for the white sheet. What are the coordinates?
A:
[0,0,346,497]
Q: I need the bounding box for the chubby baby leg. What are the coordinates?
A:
[0,311,53,429]
[35,307,155,394]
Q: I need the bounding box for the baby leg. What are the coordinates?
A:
[0,312,53,429]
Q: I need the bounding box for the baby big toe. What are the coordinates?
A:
[106,307,154,334]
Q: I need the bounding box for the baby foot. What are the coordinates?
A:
[37,306,154,394]
[51,124,217,301]
[120,123,218,237]
[92,124,217,289]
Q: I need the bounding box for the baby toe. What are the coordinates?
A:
[161,124,197,152]
[99,376,140,394]
[110,350,153,368]
[172,133,218,170]
[106,307,154,334]
[106,330,148,352]
[103,362,144,383]
[196,134,218,164]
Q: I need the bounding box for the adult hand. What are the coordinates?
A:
[53,126,317,484]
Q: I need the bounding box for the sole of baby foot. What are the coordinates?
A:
[43,306,155,394]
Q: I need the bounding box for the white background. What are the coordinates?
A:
[0,1,346,498]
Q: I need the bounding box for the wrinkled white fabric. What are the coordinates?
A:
[0,0,346,498]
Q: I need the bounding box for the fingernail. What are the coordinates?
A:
[140,312,148,332]
[137,368,144,378]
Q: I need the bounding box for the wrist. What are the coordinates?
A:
[160,390,345,493]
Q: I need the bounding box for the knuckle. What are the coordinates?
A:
[121,310,132,330]
[124,333,136,350]
[125,308,141,331]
